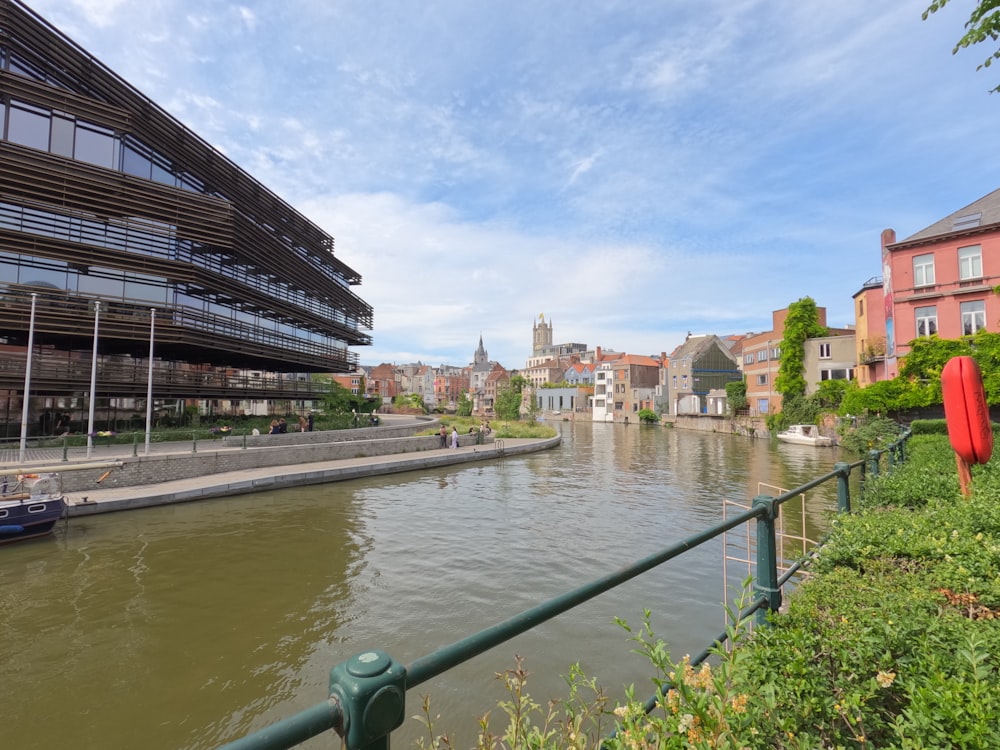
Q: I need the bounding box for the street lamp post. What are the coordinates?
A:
[18,293,38,464]
[86,301,100,458]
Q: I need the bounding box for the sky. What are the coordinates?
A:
[25,0,1000,370]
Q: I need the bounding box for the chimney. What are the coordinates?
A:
[596,346,602,361]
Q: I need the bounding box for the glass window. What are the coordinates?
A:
[960,300,986,335]
[818,343,832,359]
[74,123,116,169]
[913,254,935,287]
[122,138,153,179]
[78,271,125,298]
[915,305,938,337]
[50,115,74,157]
[0,258,19,283]
[20,262,68,291]
[9,53,46,81]
[124,273,168,303]
[178,172,205,193]
[821,369,854,381]
[958,245,982,281]
[758,398,770,414]
[756,374,768,386]
[151,155,175,187]
[7,101,50,151]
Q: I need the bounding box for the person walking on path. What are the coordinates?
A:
[451,426,459,449]
[439,425,448,447]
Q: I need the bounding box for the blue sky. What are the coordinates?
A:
[29,0,1000,369]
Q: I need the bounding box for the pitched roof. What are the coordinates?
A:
[670,334,735,363]
[615,353,661,367]
[901,187,1000,243]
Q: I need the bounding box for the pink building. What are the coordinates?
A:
[881,188,1000,377]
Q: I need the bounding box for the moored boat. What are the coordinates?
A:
[0,472,67,544]
[776,424,835,447]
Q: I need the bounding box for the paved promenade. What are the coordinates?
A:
[1,431,558,517]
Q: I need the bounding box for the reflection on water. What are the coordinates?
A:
[0,421,844,749]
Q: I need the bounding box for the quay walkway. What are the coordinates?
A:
[1,426,558,517]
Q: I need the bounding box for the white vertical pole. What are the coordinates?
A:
[18,293,39,464]
[86,301,100,458]
[145,309,155,455]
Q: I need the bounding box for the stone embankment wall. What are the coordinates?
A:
[58,421,479,492]
[665,414,770,439]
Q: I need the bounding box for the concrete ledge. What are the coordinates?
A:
[56,431,486,492]
[67,436,560,516]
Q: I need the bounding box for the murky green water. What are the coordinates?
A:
[1,421,844,749]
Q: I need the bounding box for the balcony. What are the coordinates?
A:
[859,338,887,365]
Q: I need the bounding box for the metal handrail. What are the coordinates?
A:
[219,429,913,750]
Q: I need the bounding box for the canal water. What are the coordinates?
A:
[1,420,844,749]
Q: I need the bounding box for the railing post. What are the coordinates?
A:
[328,650,406,750]
[192,432,197,453]
[752,494,781,627]
[834,461,851,513]
[242,430,247,450]
[867,449,880,478]
[132,431,138,457]
[62,435,68,462]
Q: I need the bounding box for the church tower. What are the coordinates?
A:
[533,315,553,356]
[473,334,489,366]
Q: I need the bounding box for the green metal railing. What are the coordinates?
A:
[219,430,913,750]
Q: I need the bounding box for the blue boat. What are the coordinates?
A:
[0,472,67,544]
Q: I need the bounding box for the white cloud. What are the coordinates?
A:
[21,0,1000,368]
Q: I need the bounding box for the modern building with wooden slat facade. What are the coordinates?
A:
[0,0,371,427]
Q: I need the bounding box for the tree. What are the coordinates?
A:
[774,297,827,399]
[726,380,748,415]
[924,0,1000,92]
[811,379,849,410]
[637,408,659,423]
[456,392,473,417]
[315,376,366,414]
[495,374,533,421]
[494,385,522,420]
[392,393,426,412]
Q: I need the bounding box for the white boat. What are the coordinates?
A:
[776,424,834,447]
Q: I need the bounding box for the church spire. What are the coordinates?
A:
[474,334,488,365]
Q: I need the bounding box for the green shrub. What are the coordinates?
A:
[837,416,904,455]
[909,418,949,435]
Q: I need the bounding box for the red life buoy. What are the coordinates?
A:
[941,356,994,465]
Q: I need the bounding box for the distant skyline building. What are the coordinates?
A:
[527,315,587,368]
